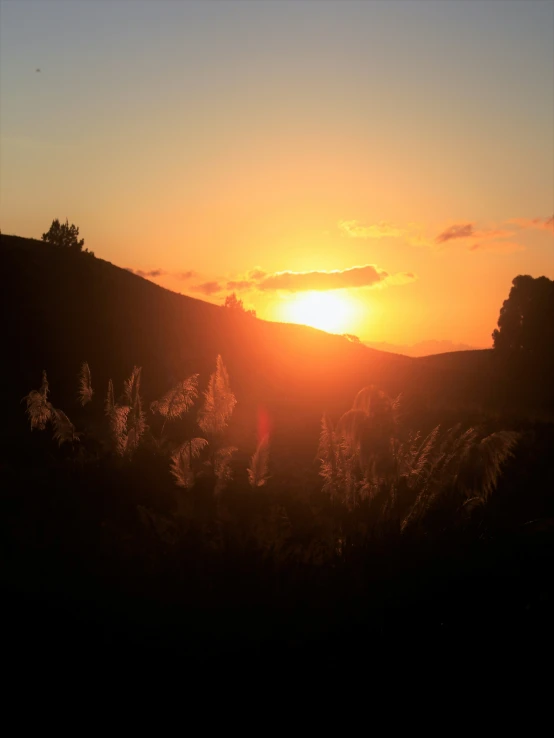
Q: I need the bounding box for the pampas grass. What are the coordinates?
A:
[151,374,199,422]
[23,370,53,430]
[198,355,236,436]
[319,385,520,530]
[248,434,270,488]
[105,379,115,416]
[78,361,93,406]
[170,437,208,488]
[214,445,238,494]
[52,408,81,446]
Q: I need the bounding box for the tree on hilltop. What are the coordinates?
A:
[224,292,256,317]
[42,218,85,251]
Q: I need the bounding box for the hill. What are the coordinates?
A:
[0,234,413,457]
[365,339,482,357]
[0,233,536,460]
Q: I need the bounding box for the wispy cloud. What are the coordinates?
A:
[137,268,166,278]
[126,267,196,280]
[435,222,521,252]
[435,223,475,244]
[509,216,554,233]
[338,219,405,239]
[125,267,167,278]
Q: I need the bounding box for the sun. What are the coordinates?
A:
[280,290,358,334]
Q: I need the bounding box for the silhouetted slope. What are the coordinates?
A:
[3,233,533,458]
[1,234,414,454]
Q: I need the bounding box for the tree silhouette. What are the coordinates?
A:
[493,275,554,364]
[224,292,256,317]
[42,218,85,250]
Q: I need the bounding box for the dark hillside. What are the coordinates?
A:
[1,234,414,453]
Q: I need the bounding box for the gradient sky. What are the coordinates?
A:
[1,0,553,346]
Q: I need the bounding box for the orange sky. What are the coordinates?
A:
[1,1,553,346]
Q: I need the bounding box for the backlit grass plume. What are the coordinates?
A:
[319,386,520,530]
[105,379,115,416]
[106,367,146,456]
[123,366,142,406]
[248,434,270,488]
[52,408,81,446]
[198,355,237,436]
[109,405,131,456]
[170,437,208,488]
[214,445,238,494]
[23,370,53,430]
[151,374,199,430]
[78,361,93,406]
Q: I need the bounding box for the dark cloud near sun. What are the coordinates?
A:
[435,223,475,244]
[434,222,522,252]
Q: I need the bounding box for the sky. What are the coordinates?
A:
[1,0,553,347]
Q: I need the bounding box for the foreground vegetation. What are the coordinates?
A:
[4,356,553,659]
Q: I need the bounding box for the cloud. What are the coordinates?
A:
[338,219,405,239]
[176,270,197,280]
[435,222,520,252]
[435,223,475,244]
[136,268,166,278]
[126,267,166,278]
[221,265,416,293]
[257,265,389,291]
[509,216,554,233]
[191,280,223,295]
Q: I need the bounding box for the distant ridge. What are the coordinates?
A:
[365,339,485,357]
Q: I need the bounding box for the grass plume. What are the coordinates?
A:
[78,361,93,406]
[23,370,53,430]
[248,434,270,488]
[198,355,237,436]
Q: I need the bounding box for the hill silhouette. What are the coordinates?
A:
[1,233,538,458]
[365,339,482,357]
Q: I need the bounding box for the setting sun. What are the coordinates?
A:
[280,291,359,334]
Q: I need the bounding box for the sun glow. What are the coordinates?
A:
[280,291,359,334]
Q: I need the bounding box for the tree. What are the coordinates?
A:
[42,218,85,251]
[492,275,554,363]
[224,292,256,317]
